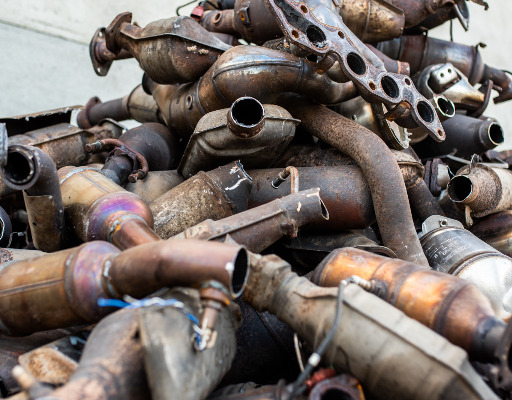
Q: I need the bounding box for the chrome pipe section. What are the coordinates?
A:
[151,162,252,239]
[90,13,230,83]
[447,164,512,220]
[77,85,163,129]
[173,188,329,253]
[420,215,512,319]
[0,239,248,335]
[276,95,428,266]
[2,145,64,252]
[179,97,298,177]
[415,114,504,159]
[58,166,159,249]
[148,45,356,139]
[243,253,498,399]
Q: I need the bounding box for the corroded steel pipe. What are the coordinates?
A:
[91,13,230,83]
[94,123,180,185]
[77,85,163,129]
[471,211,512,258]
[178,97,298,178]
[377,35,512,103]
[312,248,510,365]
[173,188,329,252]
[243,254,498,399]
[276,95,428,265]
[2,145,64,252]
[58,166,159,249]
[447,164,512,220]
[248,167,375,232]
[387,0,455,28]
[151,162,252,239]
[125,170,184,203]
[149,45,356,139]
[414,114,504,159]
[0,239,247,335]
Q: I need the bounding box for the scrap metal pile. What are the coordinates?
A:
[2,0,512,398]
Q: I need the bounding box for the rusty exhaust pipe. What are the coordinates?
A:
[447,164,512,220]
[90,13,230,83]
[312,247,512,371]
[415,114,505,159]
[2,145,64,252]
[0,239,247,335]
[148,45,356,139]
[377,35,512,104]
[150,162,252,239]
[174,188,329,252]
[77,85,163,129]
[179,97,298,177]
[86,122,180,185]
[58,166,159,249]
[275,95,428,265]
[243,253,498,399]
[125,170,184,203]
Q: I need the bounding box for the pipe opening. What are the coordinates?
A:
[319,389,354,400]
[228,97,265,138]
[489,123,505,145]
[381,76,399,98]
[4,149,35,185]
[230,247,249,298]
[306,25,327,48]
[320,198,330,220]
[417,101,435,123]
[346,53,366,76]
[448,175,473,202]
[436,97,455,118]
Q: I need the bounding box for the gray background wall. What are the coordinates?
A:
[0,0,511,148]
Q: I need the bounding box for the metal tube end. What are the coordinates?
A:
[447,175,474,203]
[227,97,265,138]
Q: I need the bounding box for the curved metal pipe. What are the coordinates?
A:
[96,123,180,185]
[387,0,455,28]
[0,239,248,336]
[275,95,428,265]
[149,45,356,139]
[58,166,159,249]
[2,145,64,252]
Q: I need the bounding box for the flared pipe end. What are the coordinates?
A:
[447,175,475,203]
[483,122,505,147]
[227,97,265,138]
[434,96,455,121]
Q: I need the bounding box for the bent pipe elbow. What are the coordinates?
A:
[151,46,353,139]
[2,145,65,252]
[275,96,428,266]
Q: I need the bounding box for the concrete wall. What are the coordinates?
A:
[0,0,511,148]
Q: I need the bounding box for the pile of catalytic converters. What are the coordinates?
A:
[1,0,512,399]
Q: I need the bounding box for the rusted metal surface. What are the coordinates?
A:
[0,107,81,136]
[447,164,512,220]
[471,211,512,257]
[47,309,148,400]
[58,166,158,249]
[151,162,252,239]
[243,253,498,399]
[149,45,357,139]
[266,0,445,141]
[179,99,298,177]
[139,288,240,400]
[125,170,184,203]
[248,166,374,232]
[274,97,428,265]
[312,247,510,365]
[416,114,504,159]
[377,35,512,104]
[92,13,230,84]
[2,145,65,252]
[173,188,328,252]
